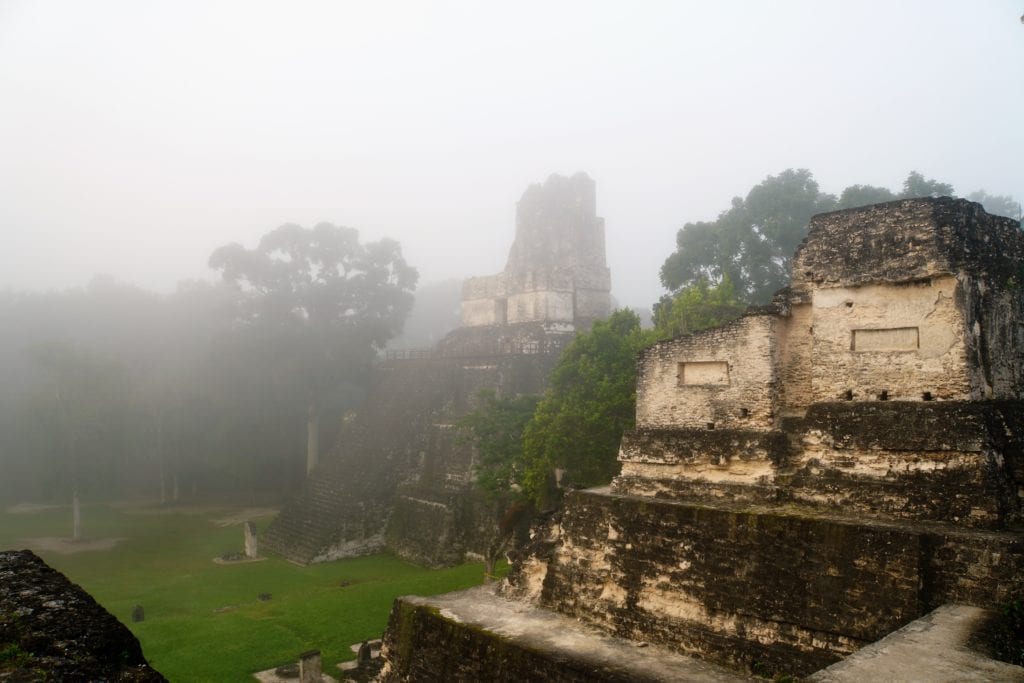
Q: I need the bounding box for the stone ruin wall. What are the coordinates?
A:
[790,198,1024,404]
[636,314,779,432]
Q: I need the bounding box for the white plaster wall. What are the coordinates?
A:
[809,276,970,402]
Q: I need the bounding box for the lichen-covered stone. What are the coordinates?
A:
[0,550,165,682]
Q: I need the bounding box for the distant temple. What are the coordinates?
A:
[460,172,611,329]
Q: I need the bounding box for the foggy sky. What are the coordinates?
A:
[1,1,1021,309]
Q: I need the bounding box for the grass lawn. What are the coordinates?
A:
[0,502,493,682]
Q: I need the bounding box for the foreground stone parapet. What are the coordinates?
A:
[378,585,755,682]
[0,549,165,681]
[807,604,1024,682]
[501,490,1024,677]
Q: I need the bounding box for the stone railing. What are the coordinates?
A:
[384,338,568,362]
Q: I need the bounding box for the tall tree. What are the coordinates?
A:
[836,184,896,209]
[660,169,837,304]
[209,223,417,474]
[459,390,539,580]
[967,190,1023,221]
[27,342,131,538]
[900,171,955,199]
[652,275,746,339]
[520,309,656,507]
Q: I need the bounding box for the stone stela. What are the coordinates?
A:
[243,521,257,559]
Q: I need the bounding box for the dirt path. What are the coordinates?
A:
[20,537,126,554]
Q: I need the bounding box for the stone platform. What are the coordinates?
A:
[808,604,1024,682]
[501,489,1024,677]
[378,585,755,682]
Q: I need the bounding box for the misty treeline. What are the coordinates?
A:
[0,224,418,506]
[464,169,1021,511]
[660,169,1022,307]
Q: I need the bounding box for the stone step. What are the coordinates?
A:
[379,586,757,682]
[807,604,1024,682]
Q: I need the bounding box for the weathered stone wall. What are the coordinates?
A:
[501,490,1024,677]
[789,401,1024,528]
[790,198,1024,405]
[807,276,970,403]
[776,301,814,415]
[612,428,788,501]
[0,550,166,681]
[637,314,778,431]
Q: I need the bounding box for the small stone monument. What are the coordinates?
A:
[131,604,144,623]
[357,640,371,665]
[298,650,321,683]
[244,521,258,559]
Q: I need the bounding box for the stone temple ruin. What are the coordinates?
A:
[378,198,1024,680]
[263,172,610,566]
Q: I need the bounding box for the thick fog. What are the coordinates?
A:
[0,1,1021,308]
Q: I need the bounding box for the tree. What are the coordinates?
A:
[967,190,1023,221]
[660,169,837,304]
[27,342,132,539]
[652,275,746,340]
[836,184,896,209]
[209,223,417,474]
[900,171,955,199]
[460,390,540,498]
[520,309,656,507]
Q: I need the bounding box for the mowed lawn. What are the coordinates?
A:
[0,502,491,682]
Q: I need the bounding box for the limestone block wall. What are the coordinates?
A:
[612,428,789,501]
[502,490,1024,677]
[788,401,1024,529]
[636,314,778,431]
[776,301,814,414]
[808,276,970,403]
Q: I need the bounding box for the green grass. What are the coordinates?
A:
[0,503,492,682]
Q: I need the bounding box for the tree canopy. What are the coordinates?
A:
[652,275,746,339]
[520,309,656,507]
[209,222,417,473]
[660,169,1020,307]
[659,169,837,304]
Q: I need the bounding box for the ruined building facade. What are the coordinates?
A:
[263,173,610,566]
[381,198,1024,680]
[461,173,611,329]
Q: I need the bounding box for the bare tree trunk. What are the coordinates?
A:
[72,487,81,541]
[306,399,319,475]
[156,411,167,504]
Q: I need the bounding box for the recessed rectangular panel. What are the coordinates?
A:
[679,361,730,385]
[852,327,919,352]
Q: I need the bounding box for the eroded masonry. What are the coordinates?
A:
[263,173,610,566]
[380,198,1024,680]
